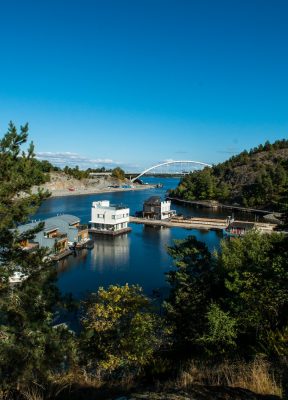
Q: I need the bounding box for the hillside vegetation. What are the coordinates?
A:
[169,140,288,211]
[34,159,126,181]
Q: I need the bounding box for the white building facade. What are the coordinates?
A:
[90,200,131,234]
[160,200,174,219]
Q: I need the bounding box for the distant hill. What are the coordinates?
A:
[169,140,288,211]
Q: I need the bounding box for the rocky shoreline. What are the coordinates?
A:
[47,184,154,198]
[32,171,155,198]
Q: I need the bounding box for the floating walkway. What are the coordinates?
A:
[129,216,277,232]
[129,216,227,230]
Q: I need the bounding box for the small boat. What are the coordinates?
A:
[68,187,75,191]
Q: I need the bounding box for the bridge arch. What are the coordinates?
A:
[131,160,212,182]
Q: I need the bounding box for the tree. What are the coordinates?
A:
[165,231,288,359]
[218,231,288,354]
[164,236,218,354]
[80,284,167,375]
[0,123,75,393]
[198,303,237,356]
[169,139,288,211]
[111,167,125,180]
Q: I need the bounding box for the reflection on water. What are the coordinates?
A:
[90,234,130,272]
[57,234,130,275]
[142,225,172,242]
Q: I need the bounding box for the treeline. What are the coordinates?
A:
[246,139,288,155]
[1,124,287,399]
[170,139,288,211]
[35,158,125,181]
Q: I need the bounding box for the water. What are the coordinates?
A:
[34,177,234,298]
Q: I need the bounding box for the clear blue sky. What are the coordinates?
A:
[0,0,287,170]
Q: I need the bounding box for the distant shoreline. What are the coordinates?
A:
[47,185,155,199]
[167,197,273,214]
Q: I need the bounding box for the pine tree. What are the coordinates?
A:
[164,236,217,353]
[0,123,75,393]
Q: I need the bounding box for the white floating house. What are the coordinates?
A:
[89,200,131,235]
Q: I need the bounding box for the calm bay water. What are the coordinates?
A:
[34,177,232,298]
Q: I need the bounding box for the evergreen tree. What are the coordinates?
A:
[219,231,288,354]
[165,232,288,359]
[164,236,218,354]
[0,123,75,393]
[170,139,288,211]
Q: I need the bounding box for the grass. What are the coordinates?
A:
[176,356,283,397]
[22,387,44,400]
[5,357,283,400]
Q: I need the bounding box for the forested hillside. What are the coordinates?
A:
[169,140,288,211]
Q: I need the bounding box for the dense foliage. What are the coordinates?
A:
[80,284,167,374]
[62,166,122,180]
[111,166,125,180]
[63,165,90,180]
[39,163,124,181]
[170,139,288,211]
[164,237,217,353]
[0,123,75,393]
[165,232,288,359]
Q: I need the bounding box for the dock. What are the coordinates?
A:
[129,216,277,232]
[89,227,132,236]
[50,249,73,261]
[129,216,227,230]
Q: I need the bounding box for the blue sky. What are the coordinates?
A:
[0,0,287,171]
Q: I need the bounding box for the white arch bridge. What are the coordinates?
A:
[130,160,212,183]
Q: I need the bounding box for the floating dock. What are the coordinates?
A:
[50,249,73,261]
[89,227,132,236]
[129,216,227,230]
[129,216,277,232]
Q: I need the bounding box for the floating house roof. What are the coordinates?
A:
[229,221,255,229]
[144,196,161,205]
[16,214,80,234]
[48,214,80,225]
[16,221,40,234]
